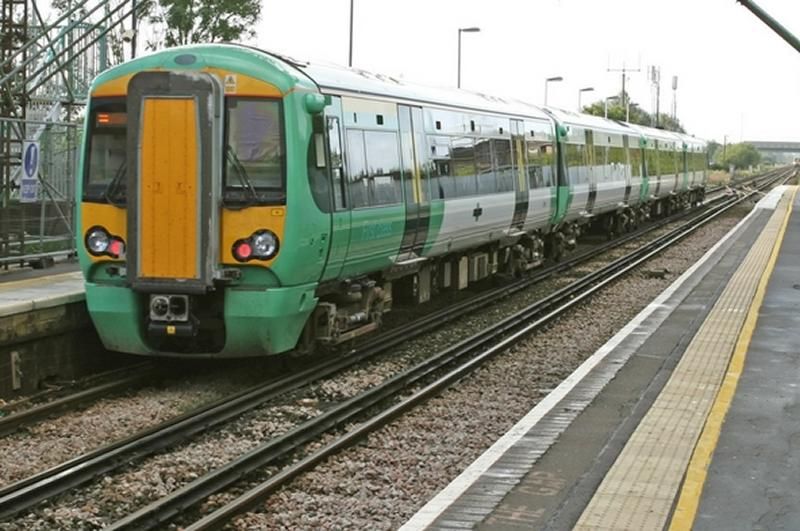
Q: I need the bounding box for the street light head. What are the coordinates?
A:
[460,26,481,32]
[580,87,594,93]
[546,76,563,82]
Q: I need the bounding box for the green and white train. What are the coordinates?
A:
[78,44,707,357]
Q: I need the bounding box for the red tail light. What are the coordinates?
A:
[233,241,253,261]
[108,238,125,258]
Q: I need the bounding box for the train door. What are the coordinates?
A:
[682,146,690,190]
[126,71,222,293]
[510,119,528,231]
[320,103,352,281]
[397,105,431,259]
[672,145,680,193]
[648,141,661,198]
[585,129,597,213]
[337,98,406,277]
[623,135,632,204]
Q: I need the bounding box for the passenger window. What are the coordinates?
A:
[345,129,403,207]
[429,135,451,199]
[364,130,402,205]
[629,147,642,178]
[527,140,554,188]
[646,148,659,177]
[565,143,586,185]
[474,138,495,194]
[594,145,608,182]
[451,137,478,197]
[346,129,369,208]
[493,138,514,193]
[328,117,346,209]
[608,145,626,181]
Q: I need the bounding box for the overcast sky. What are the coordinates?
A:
[253,0,800,143]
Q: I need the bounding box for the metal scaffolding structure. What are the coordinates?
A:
[0,0,135,268]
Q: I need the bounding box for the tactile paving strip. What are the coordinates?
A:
[574,190,793,531]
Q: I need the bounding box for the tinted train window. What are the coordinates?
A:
[658,148,677,176]
[565,143,588,185]
[645,148,659,178]
[83,98,127,203]
[594,145,608,182]
[629,147,643,178]
[450,137,478,197]
[365,131,402,205]
[346,129,403,207]
[224,98,285,204]
[429,135,451,199]
[474,138,495,194]
[492,138,514,193]
[527,140,554,188]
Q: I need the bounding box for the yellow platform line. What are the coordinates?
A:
[669,186,798,531]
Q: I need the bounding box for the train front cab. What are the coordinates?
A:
[78,48,323,357]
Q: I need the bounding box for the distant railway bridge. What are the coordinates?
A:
[744,141,800,154]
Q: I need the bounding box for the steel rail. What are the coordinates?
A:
[113,171,792,530]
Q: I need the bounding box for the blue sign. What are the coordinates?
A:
[23,141,39,179]
[21,141,40,203]
[20,178,38,203]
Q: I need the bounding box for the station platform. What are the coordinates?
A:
[402,185,799,530]
[0,269,94,397]
[0,270,84,318]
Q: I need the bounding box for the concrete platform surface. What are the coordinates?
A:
[0,271,85,318]
[692,187,800,530]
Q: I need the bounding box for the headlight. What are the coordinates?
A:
[232,229,280,262]
[85,227,110,255]
[85,226,125,258]
[251,230,278,259]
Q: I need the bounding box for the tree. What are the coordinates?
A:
[581,92,686,133]
[717,143,761,169]
[146,0,261,48]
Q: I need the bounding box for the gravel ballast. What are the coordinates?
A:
[231,206,749,530]
[0,204,750,530]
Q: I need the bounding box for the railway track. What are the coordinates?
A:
[0,168,791,527]
[0,168,772,441]
[0,363,156,437]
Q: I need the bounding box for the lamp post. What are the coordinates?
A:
[544,76,563,106]
[457,27,481,88]
[348,0,354,67]
[577,86,594,112]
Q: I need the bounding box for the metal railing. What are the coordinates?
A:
[0,115,80,267]
[1,0,136,269]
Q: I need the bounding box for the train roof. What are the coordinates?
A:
[543,107,637,136]
[252,47,553,123]
[94,44,706,150]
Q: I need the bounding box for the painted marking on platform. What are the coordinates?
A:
[669,186,797,531]
[401,189,786,531]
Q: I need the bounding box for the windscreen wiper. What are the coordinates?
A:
[102,161,127,207]
[225,145,259,206]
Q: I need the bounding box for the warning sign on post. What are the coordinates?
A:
[20,141,40,203]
